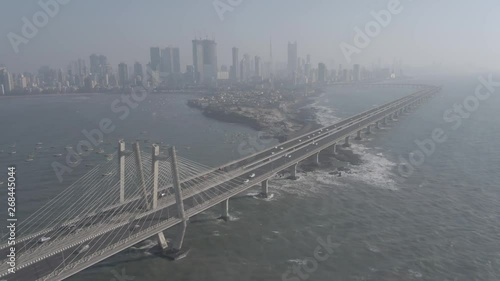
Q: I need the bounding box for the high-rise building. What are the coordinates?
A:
[150,47,161,72]
[161,47,173,73]
[172,47,181,73]
[118,63,128,87]
[318,63,327,83]
[254,56,261,78]
[89,54,100,75]
[287,41,297,80]
[192,39,218,83]
[231,47,239,81]
[134,62,144,79]
[0,67,13,94]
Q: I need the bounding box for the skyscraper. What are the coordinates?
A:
[0,67,13,94]
[161,47,172,73]
[172,48,181,73]
[231,47,239,81]
[150,47,161,72]
[134,62,144,79]
[118,63,128,87]
[255,56,261,78]
[318,63,327,83]
[287,42,297,80]
[192,39,218,83]
[89,54,100,76]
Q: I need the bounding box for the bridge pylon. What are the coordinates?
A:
[134,142,150,209]
[118,140,126,203]
[168,146,188,253]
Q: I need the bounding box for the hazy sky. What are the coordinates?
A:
[1,0,499,73]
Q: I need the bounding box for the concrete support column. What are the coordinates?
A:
[172,221,187,251]
[220,199,229,221]
[291,163,298,179]
[331,143,337,154]
[344,136,350,147]
[151,144,159,209]
[375,121,380,129]
[134,142,150,210]
[261,179,269,198]
[315,151,320,165]
[157,231,169,250]
[118,140,125,204]
[366,125,372,134]
[355,130,362,140]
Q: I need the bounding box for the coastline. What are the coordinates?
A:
[188,91,323,142]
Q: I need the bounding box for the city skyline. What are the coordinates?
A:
[2,0,500,73]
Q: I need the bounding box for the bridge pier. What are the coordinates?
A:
[366,125,372,135]
[331,143,337,154]
[220,199,230,221]
[375,121,380,129]
[170,220,187,254]
[290,163,298,179]
[315,151,320,165]
[157,231,169,250]
[261,179,269,198]
[354,130,362,140]
[343,136,350,147]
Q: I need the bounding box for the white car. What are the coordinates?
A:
[75,244,90,254]
[280,147,284,150]
[249,173,255,178]
[38,236,51,243]
[243,179,250,184]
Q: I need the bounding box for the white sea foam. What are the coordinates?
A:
[312,104,342,127]
[348,143,398,190]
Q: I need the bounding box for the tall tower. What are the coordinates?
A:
[254,56,261,78]
[287,41,297,82]
[172,48,181,73]
[318,63,326,83]
[150,47,161,72]
[192,39,203,83]
[192,39,218,84]
[232,47,239,82]
[118,63,128,87]
[161,47,173,74]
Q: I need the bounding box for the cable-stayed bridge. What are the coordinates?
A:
[0,85,441,281]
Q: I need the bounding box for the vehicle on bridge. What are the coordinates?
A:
[38,236,51,243]
[74,244,90,254]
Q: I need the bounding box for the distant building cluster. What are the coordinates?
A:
[0,39,406,95]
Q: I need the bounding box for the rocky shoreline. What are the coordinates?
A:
[187,89,322,141]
